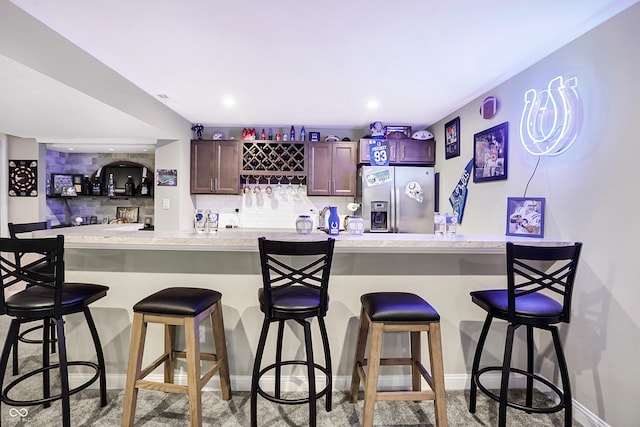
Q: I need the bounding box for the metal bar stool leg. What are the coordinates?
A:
[83,307,107,406]
[318,316,332,412]
[303,319,317,427]
[55,318,71,427]
[469,314,493,413]
[498,323,518,427]
[275,320,285,399]
[251,318,271,427]
[551,326,572,427]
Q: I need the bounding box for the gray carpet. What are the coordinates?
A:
[0,318,580,426]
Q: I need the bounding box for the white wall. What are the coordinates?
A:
[428,4,640,425]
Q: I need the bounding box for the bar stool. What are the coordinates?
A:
[468,242,582,427]
[349,292,447,427]
[7,221,56,375]
[0,235,108,427]
[121,287,231,427]
[251,237,335,427]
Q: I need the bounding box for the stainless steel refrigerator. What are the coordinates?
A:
[356,166,435,233]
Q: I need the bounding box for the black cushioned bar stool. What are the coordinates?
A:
[0,235,108,427]
[251,237,335,427]
[121,287,231,427]
[468,242,582,427]
[349,292,447,427]
[7,221,56,376]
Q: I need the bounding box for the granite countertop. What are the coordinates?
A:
[32,224,570,254]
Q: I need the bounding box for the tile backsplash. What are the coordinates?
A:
[196,189,353,230]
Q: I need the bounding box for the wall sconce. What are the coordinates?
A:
[519,75,582,156]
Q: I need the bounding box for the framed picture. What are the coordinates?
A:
[8,160,38,197]
[444,117,460,159]
[473,121,508,182]
[506,197,545,238]
[156,169,177,186]
[116,206,139,223]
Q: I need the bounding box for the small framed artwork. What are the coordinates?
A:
[473,121,508,182]
[506,197,545,238]
[116,206,139,223]
[444,117,460,159]
[8,160,38,197]
[156,169,177,186]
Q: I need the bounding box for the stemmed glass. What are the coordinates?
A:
[243,176,251,194]
[297,176,306,195]
[286,175,295,195]
[253,176,261,193]
[264,176,273,195]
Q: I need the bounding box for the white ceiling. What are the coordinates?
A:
[2,0,638,152]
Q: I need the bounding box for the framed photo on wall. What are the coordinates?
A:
[506,197,545,238]
[444,117,460,159]
[473,121,508,182]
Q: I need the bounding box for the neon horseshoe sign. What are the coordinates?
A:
[519,75,582,156]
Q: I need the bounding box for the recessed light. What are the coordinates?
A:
[68,147,75,151]
[157,94,169,99]
[108,148,115,152]
[223,97,235,106]
[367,99,379,109]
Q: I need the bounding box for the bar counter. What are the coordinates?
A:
[33,223,569,253]
[31,224,571,392]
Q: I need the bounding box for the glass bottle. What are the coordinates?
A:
[290,125,296,141]
[107,173,115,197]
[81,175,91,195]
[125,176,134,196]
[140,176,149,196]
[300,126,306,142]
[92,176,102,196]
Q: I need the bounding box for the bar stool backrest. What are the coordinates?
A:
[258,237,335,317]
[506,241,582,323]
[0,236,64,316]
[8,221,48,238]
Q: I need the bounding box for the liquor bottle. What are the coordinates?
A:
[107,173,115,197]
[290,125,296,141]
[300,126,306,142]
[140,176,149,196]
[81,176,92,195]
[92,176,102,196]
[125,176,134,196]
[276,132,281,141]
[261,129,266,140]
[268,128,273,140]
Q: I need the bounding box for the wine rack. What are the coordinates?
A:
[241,141,307,176]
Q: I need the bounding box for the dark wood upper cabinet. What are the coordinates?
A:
[190,140,240,194]
[308,142,357,196]
[358,139,435,165]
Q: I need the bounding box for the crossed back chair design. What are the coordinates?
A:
[7,221,55,375]
[251,237,335,427]
[469,241,582,427]
[0,235,109,427]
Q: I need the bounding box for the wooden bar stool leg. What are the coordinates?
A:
[410,331,421,393]
[428,322,447,427]
[185,316,202,427]
[122,313,147,427]
[349,308,369,403]
[165,324,177,383]
[362,321,383,427]
[211,300,232,400]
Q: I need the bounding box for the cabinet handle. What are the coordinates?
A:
[210,177,214,192]
[332,180,336,193]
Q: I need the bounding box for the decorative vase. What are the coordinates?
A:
[328,206,340,236]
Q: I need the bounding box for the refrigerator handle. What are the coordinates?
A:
[393,185,399,233]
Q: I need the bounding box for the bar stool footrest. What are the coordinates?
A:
[257,360,331,405]
[2,361,101,406]
[475,366,566,414]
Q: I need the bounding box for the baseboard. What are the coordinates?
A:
[72,372,607,426]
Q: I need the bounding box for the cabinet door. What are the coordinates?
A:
[191,140,215,193]
[308,143,332,195]
[397,139,435,164]
[214,140,240,194]
[332,143,357,196]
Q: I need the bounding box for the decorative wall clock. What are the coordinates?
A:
[8,160,38,197]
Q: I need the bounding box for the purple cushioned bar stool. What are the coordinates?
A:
[251,237,335,427]
[468,242,582,427]
[349,292,447,427]
[121,287,231,427]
